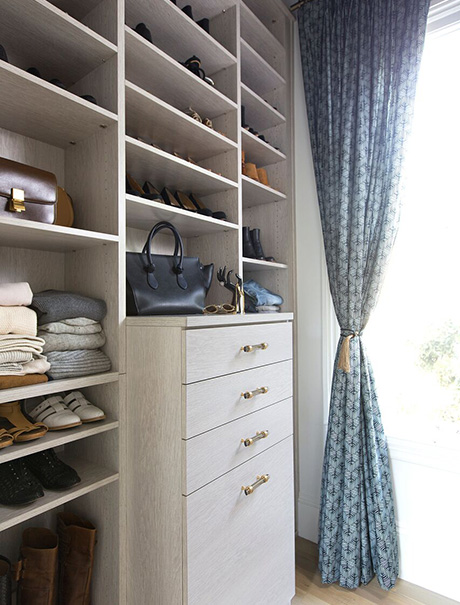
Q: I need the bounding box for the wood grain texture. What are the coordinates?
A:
[240,39,286,100]
[184,436,295,605]
[294,538,460,605]
[183,397,293,494]
[242,127,287,167]
[184,321,292,383]
[183,359,293,438]
[126,313,294,328]
[126,326,183,605]
[241,83,286,132]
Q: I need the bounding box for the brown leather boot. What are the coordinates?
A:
[57,512,96,605]
[15,528,58,605]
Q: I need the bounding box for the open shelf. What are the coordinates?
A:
[241,39,286,98]
[0,0,117,85]
[126,136,238,196]
[243,0,291,46]
[242,175,286,207]
[49,0,103,21]
[242,129,286,167]
[0,458,119,532]
[0,420,119,464]
[125,0,236,75]
[0,217,119,252]
[126,194,238,237]
[125,81,237,161]
[0,372,119,405]
[0,62,117,148]
[125,28,237,120]
[241,83,286,133]
[243,257,288,271]
[240,2,285,77]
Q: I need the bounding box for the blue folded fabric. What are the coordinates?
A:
[243,280,284,307]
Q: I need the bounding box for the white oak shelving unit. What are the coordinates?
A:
[0,0,294,601]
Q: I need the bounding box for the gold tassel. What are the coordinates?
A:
[337,334,353,373]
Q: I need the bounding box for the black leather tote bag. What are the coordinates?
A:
[126,221,214,315]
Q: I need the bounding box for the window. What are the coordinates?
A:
[365,16,460,447]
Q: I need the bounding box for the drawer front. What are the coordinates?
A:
[183,321,292,383]
[183,359,292,438]
[184,436,295,605]
[183,398,293,495]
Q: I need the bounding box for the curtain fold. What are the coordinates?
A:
[298,0,430,590]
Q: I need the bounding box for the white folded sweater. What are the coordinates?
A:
[0,307,37,336]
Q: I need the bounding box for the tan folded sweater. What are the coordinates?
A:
[0,307,37,336]
[0,374,48,390]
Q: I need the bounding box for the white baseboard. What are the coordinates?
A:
[297,495,319,543]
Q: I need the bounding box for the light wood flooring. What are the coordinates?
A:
[293,538,459,605]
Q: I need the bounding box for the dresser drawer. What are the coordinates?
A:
[183,321,292,383]
[183,359,292,438]
[183,398,292,495]
[184,436,295,605]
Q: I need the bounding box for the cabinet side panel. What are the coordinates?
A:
[126,326,183,605]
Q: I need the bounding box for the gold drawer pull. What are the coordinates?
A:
[242,474,270,495]
[240,342,268,353]
[9,188,26,213]
[241,430,269,447]
[241,386,269,400]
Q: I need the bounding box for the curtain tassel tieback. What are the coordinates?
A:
[337,330,359,373]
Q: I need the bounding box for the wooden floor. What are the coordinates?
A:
[293,538,459,605]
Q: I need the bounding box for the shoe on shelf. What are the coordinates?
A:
[0,45,8,63]
[26,67,41,78]
[28,396,82,431]
[197,18,210,33]
[50,78,66,89]
[189,194,227,220]
[142,181,164,203]
[175,191,197,212]
[0,460,44,506]
[63,391,106,423]
[58,513,97,605]
[126,174,158,201]
[257,167,269,187]
[15,528,58,605]
[243,226,257,258]
[243,161,259,182]
[0,555,11,605]
[134,22,152,43]
[182,5,194,19]
[81,94,98,105]
[24,449,81,490]
[251,228,276,262]
[0,401,48,443]
[0,428,13,450]
[161,187,182,209]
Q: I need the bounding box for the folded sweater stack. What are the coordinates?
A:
[0,282,50,390]
[31,290,111,380]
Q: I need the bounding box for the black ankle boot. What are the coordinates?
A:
[135,23,152,43]
[0,555,11,605]
[250,228,265,259]
[243,227,256,258]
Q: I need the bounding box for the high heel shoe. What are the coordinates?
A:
[126,174,159,201]
[175,191,197,212]
[189,194,227,220]
[182,5,194,19]
[197,18,210,33]
[161,188,183,209]
[143,181,163,202]
[135,23,153,43]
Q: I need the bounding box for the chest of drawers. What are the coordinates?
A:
[126,314,295,605]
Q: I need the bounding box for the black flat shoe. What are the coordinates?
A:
[0,45,8,63]
[24,449,81,491]
[50,78,66,89]
[0,555,11,605]
[182,5,193,19]
[135,22,152,43]
[189,194,227,220]
[197,18,210,33]
[161,187,183,209]
[81,94,98,105]
[143,181,164,202]
[27,67,41,78]
[0,460,44,506]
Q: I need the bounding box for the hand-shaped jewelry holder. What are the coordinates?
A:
[216,267,245,314]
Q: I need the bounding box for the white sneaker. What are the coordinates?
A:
[29,396,82,431]
[63,391,106,423]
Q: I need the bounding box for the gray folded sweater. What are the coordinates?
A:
[31,290,107,326]
[46,349,111,379]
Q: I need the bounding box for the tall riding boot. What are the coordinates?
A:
[15,528,58,605]
[0,555,12,605]
[57,513,96,605]
[242,226,256,258]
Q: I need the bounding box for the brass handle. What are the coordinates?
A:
[242,474,270,495]
[241,430,269,447]
[241,386,269,400]
[240,342,268,353]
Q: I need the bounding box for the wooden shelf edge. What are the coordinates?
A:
[0,372,119,405]
[243,257,288,270]
[240,39,286,87]
[241,175,286,200]
[0,420,119,464]
[241,83,286,125]
[240,2,286,59]
[242,128,287,161]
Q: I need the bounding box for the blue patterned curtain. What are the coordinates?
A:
[298,0,430,590]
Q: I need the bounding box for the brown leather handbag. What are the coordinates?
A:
[0,157,57,224]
